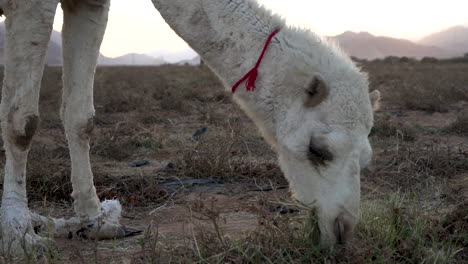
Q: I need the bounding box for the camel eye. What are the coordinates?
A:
[305,75,329,108]
[308,138,333,166]
[307,78,321,96]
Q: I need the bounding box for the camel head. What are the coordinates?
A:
[253,47,380,247]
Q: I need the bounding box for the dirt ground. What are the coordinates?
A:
[0,62,467,263]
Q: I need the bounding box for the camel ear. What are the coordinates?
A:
[305,75,329,108]
[369,90,381,111]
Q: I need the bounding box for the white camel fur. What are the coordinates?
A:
[0,0,379,255]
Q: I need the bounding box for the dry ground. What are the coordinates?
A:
[0,61,467,263]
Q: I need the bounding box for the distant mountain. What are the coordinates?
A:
[148,48,198,64]
[42,30,63,65]
[1,22,466,64]
[419,26,468,56]
[331,31,454,59]
[0,23,165,66]
[175,55,201,66]
[99,53,167,65]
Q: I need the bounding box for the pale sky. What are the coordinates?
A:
[44,0,468,57]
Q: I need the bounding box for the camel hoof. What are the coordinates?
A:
[1,223,56,258]
[1,202,57,258]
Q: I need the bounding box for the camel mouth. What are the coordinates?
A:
[305,208,356,246]
[305,209,321,244]
[305,210,351,247]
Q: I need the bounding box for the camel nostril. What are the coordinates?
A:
[334,218,346,244]
[334,212,354,244]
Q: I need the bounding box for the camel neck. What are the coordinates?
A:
[151,0,284,91]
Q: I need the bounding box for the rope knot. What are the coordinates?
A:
[232,29,280,93]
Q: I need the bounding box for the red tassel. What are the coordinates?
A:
[232,29,280,93]
[245,68,258,91]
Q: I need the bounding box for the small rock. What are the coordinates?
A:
[130,160,149,167]
[192,127,208,141]
[160,162,176,172]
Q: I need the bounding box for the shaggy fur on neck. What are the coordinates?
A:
[223,0,359,74]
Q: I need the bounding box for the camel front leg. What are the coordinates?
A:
[61,0,125,239]
[0,0,59,257]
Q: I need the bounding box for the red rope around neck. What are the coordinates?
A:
[231,29,280,93]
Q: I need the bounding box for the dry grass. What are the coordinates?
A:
[92,65,221,114]
[0,61,467,263]
[443,109,468,136]
[78,192,466,263]
[363,61,468,112]
[366,138,468,192]
[174,116,284,185]
[371,114,420,141]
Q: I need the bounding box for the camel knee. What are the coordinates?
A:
[15,115,39,150]
[63,113,95,141]
[3,108,40,151]
[80,116,95,140]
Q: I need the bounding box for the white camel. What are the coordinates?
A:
[0,0,380,256]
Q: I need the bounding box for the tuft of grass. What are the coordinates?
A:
[437,202,468,252]
[175,120,284,185]
[159,90,189,113]
[371,114,419,141]
[175,196,327,263]
[91,120,146,161]
[442,109,468,136]
[20,126,167,204]
[356,193,465,263]
[363,60,468,112]
[122,192,467,263]
[136,221,162,263]
[131,134,163,150]
[366,139,468,192]
[92,129,137,161]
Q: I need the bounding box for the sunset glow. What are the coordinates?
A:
[46,0,468,58]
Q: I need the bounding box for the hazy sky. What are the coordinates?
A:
[43,0,466,57]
